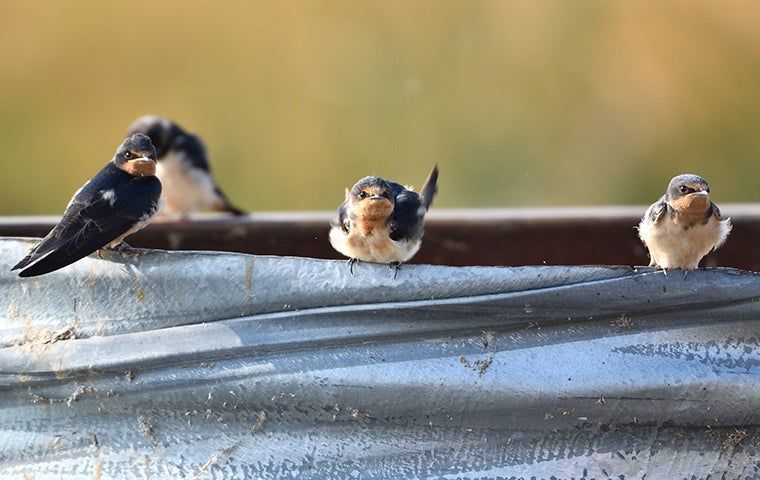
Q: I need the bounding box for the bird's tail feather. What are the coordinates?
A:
[11,253,35,271]
[16,247,93,278]
[213,187,246,216]
[420,164,439,211]
[11,242,46,271]
[219,203,246,216]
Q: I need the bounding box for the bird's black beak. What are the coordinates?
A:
[369,195,385,201]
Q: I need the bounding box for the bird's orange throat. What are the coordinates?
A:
[353,199,393,236]
[120,159,157,177]
[671,193,710,217]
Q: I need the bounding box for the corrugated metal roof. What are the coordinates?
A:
[1,238,759,478]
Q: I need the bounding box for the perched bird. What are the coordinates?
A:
[127,115,245,217]
[638,174,732,271]
[12,134,162,277]
[330,165,439,276]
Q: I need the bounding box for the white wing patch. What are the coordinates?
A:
[100,189,117,206]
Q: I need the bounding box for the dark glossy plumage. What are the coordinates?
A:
[12,162,161,277]
[644,197,668,224]
[389,166,438,241]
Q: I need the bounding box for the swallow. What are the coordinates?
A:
[329,165,439,277]
[127,115,245,217]
[12,134,162,277]
[638,174,732,271]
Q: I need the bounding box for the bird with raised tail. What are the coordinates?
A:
[330,165,439,277]
[12,134,162,277]
[638,174,732,271]
[127,115,245,218]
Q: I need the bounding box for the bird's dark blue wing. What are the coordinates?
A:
[645,197,669,224]
[333,201,350,233]
[709,202,724,220]
[388,184,424,242]
[388,166,439,241]
[172,132,211,173]
[14,164,161,277]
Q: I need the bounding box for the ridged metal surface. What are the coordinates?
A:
[1,238,759,479]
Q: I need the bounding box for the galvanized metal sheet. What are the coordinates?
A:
[0,238,759,479]
[0,238,626,347]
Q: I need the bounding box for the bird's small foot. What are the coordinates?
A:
[347,258,359,275]
[108,242,141,256]
[389,262,402,280]
[111,241,134,252]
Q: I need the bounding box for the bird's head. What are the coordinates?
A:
[126,115,180,159]
[113,133,157,177]
[347,176,395,220]
[666,174,711,213]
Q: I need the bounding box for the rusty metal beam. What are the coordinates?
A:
[2,205,759,270]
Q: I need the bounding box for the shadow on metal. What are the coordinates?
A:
[1,238,760,478]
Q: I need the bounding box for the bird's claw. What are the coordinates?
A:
[347,258,358,275]
[108,242,141,256]
[113,241,133,252]
[389,262,402,280]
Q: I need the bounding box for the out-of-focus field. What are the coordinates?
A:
[1,1,760,214]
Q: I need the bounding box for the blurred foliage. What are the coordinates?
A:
[2,1,760,214]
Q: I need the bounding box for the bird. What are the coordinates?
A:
[637,174,732,271]
[126,115,245,218]
[329,165,439,277]
[12,133,162,277]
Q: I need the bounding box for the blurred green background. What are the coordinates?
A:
[2,1,760,214]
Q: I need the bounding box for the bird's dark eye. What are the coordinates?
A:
[358,191,368,199]
[124,151,132,159]
[679,185,691,194]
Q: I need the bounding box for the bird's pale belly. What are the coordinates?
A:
[156,154,220,215]
[640,216,729,270]
[329,225,420,263]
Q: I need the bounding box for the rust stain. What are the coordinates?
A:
[94,459,102,480]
